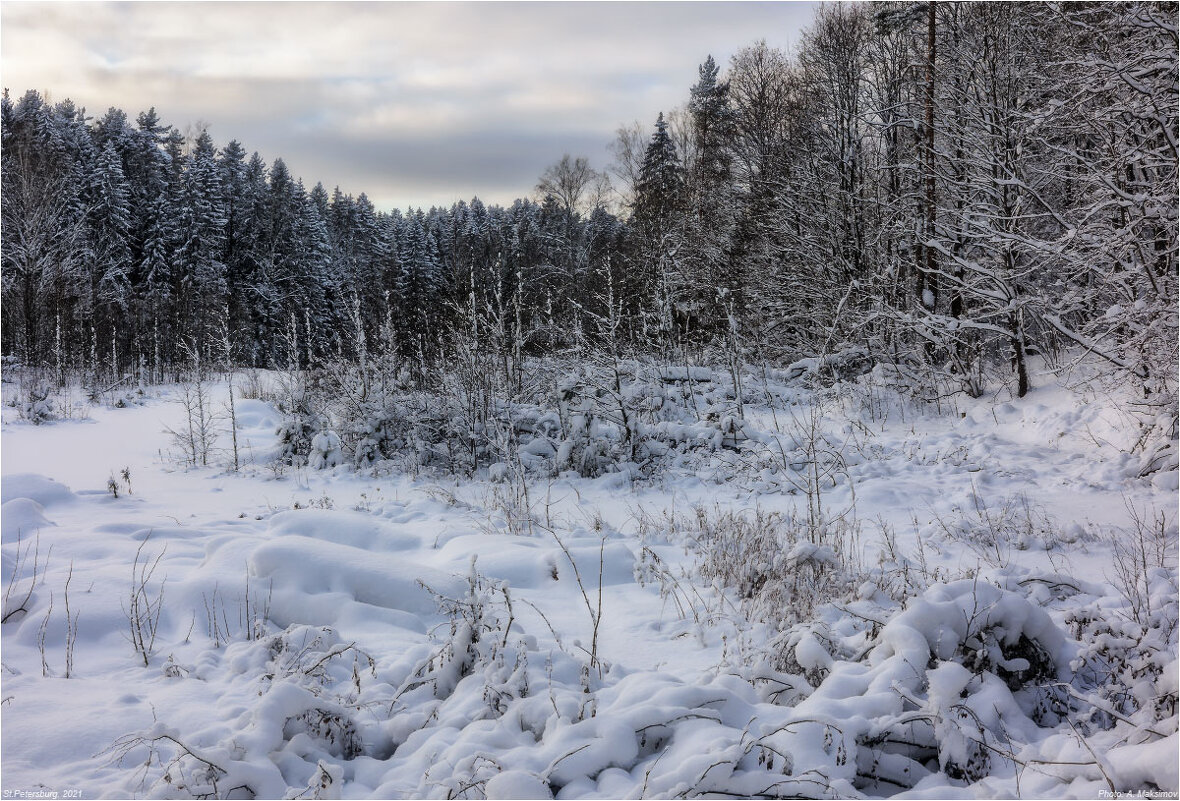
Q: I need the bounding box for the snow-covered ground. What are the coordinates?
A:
[1,365,1176,799]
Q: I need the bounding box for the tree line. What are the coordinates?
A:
[2,2,1175,425]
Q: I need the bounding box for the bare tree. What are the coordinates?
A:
[536,154,602,218]
[607,120,647,209]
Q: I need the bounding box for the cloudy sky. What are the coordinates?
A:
[2,2,816,211]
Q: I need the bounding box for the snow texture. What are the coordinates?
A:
[1,363,1175,799]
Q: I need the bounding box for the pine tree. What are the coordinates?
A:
[127,108,171,292]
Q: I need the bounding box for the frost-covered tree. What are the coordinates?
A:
[84,140,134,374]
[683,56,741,343]
[395,210,443,372]
[1033,3,1178,459]
[174,130,228,361]
[631,112,686,354]
[3,3,1173,413]
[293,180,336,364]
[1,91,89,371]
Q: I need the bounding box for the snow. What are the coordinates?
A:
[1,364,1175,799]
[250,535,464,619]
[1,473,76,507]
[485,770,553,799]
[1,498,53,540]
[309,429,343,470]
[1107,733,1180,791]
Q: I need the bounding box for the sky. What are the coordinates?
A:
[1,2,816,212]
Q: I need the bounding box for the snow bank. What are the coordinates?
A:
[1,498,52,541]
[0,365,1173,799]
[485,770,553,800]
[249,535,465,622]
[1,473,75,507]
[267,509,420,552]
[431,533,557,588]
[231,398,281,432]
[1107,733,1180,792]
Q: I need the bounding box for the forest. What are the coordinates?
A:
[1,2,1177,799]
[3,4,1174,419]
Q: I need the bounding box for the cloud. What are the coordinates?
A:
[2,1,816,210]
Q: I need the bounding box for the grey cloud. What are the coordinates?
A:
[261,129,611,211]
[3,1,817,210]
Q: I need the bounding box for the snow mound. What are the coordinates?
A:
[1107,733,1180,792]
[230,398,281,432]
[874,577,1072,679]
[249,536,465,622]
[1,498,53,542]
[432,534,557,588]
[1,473,75,507]
[485,770,553,799]
[267,509,419,552]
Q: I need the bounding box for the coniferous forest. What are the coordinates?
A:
[4,4,1174,414]
[2,3,1178,799]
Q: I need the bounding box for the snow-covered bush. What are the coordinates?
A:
[351,405,399,467]
[17,379,54,425]
[927,490,1082,564]
[108,624,375,799]
[308,427,342,470]
[1069,606,1178,733]
[258,358,781,483]
[866,577,1072,778]
[276,413,319,468]
[1105,505,1178,632]
[646,505,860,670]
[407,559,527,705]
[272,371,324,468]
[784,346,874,387]
[1066,509,1180,736]
[713,573,1077,792]
[557,428,617,478]
[324,387,478,476]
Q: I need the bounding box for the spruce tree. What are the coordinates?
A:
[686,55,741,341]
[86,141,133,319]
[632,112,686,353]
[175,130,228,360]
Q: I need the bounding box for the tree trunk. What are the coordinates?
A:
[923,0,938,311]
